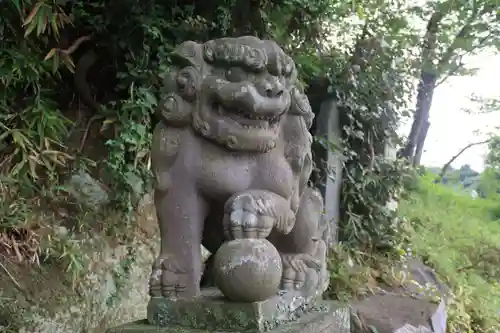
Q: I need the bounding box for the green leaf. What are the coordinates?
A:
[454,36,476,52]
[143,90,157,107]
[24,21,37,37]
[356,4,365,19]
[10,0,22,15]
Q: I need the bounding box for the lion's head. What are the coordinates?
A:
[158,36,311,152]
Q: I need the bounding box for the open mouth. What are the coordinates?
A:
[212,102,281,129]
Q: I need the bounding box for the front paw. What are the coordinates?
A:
[223,192,275,239]
[149,255,189,298]
[281,253,321,293]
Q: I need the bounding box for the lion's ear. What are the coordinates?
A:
[289,86,314,129]
[157,94,193,127]
[176,66,201,102]
[288,62,298,87]
[156,42,205,128]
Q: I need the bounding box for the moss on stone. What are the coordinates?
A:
[108,302,351,333]
[146,289,343,333]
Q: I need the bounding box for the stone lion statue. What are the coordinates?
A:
[148,36,330,299]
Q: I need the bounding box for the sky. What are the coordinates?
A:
[399,52,500,172]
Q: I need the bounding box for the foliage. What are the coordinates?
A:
[415,0,500,77]
[400,0,500,163]
[327,3,418,253]
[400,174,500,332]
[485,136,500,169]
[477,168,500,205]
[0,0,74,182]
[477,137,500,201]
[0,176,86,283]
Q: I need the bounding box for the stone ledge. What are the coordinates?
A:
[107,301,350,333]
[147,288,327,332]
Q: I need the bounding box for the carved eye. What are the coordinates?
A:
[225,67,248,82]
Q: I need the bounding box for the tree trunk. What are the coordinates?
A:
[400,5,484,164]
[414,119,430,166]
[400,71,437,163]
[399,11,444,163]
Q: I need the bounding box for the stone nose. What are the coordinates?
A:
[261,78,284,98]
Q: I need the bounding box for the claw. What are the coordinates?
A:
[223,193,275,240]
[148,255,190,298]
[280,253,323,294]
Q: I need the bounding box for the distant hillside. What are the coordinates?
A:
[425,164,481,193]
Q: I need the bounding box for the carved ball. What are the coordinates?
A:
[213,239,282,302]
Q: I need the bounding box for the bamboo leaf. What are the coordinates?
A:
[44,48,57,61]
[51,15,60,38]
[52,52,60,75]
[22,2,42,27]
[24,21,37,37]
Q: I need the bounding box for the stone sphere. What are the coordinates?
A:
[213,239,282,302]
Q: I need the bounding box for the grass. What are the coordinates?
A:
[399,174,500,332]
[0,178,143,332]
[0,178,131,287]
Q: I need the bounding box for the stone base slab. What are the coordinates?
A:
[147,288,324,332]
[107,301,350,333]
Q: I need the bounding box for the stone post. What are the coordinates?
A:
[384,140,400,213]
[313,97,343,249]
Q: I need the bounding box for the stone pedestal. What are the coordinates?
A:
[107,289,350,333]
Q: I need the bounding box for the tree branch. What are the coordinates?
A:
[435,3,496,72]
[438,139,491,181]
[437,23,473,70]
[436,31,493,87]
[435,54,464,87]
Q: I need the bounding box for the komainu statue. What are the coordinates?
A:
[148,36,330,300]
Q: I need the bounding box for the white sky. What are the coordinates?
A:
[399,52,500,172]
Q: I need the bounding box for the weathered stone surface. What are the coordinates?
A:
[399,258,450,300]
[393,324,432,333]
[66,170,109,210]
[212,239,282,302]
[109,300,350,333]
[146,288,346,332]
[312,97,342,249]
[351,294,439,333]
[149,36,330,301]
[349,257,450,333]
